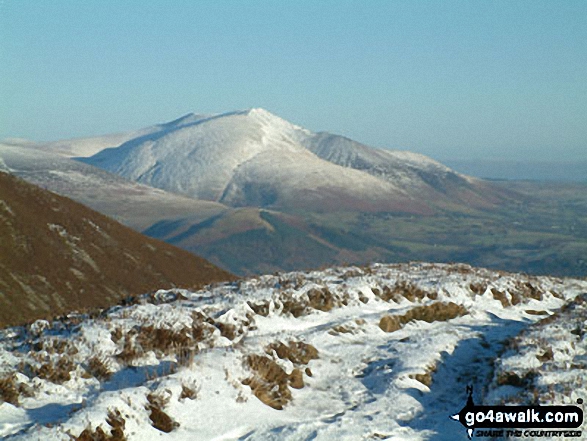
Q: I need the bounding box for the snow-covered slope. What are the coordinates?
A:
[1,263,585,440]
[81,108,504,213]
[301,132,460,185]
[1,113,211,158]
[0,142,226,231]
[486,292,587,408]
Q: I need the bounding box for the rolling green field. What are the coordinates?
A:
[302,181,587,277]
[145,180,587,278]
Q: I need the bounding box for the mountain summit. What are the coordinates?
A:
[81,109,504,213]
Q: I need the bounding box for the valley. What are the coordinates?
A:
[3,109,585,278]
[3,3,584,439]
[0,109,585,440]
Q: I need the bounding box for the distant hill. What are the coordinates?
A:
[0,113,210,158]
[80,108,511,213]
[0,142,227,232]
[0,172,233,328]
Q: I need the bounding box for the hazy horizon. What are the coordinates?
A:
[445,158,587,183]
[1,1,586,163]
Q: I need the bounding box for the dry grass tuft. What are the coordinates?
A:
[536,346,554,363]
[0,374,20,405]
[242,355,292,410]
[86,355,113,381]
[496,370,538,388]
[272,286,348,318]
[329,324,354,335]
[214,322,239,341]
[115,334,143,366]
[146,392,178,433]
[410,372,433,387]
[289,368,305,389]
[247,300,270,317]
[105,409,126,440]
[379,315,402,333]
[137,325,192,353]
[479,282,545,308]
[180,381,198,401]
[373,281,436,303]
[24,356,76,384]
[402,301,467,323]
[469,282,487,295]
[379,302,468,333]
[70,408,126,440]
[243,340,318,409]
[278,293,308,318]
[110,327,124,343]
[513,281,543,301]
[525,310,549,316]
[306,287,337,312]
[491,288,510,308]
[115,321,205,368]
[266,341,319,365]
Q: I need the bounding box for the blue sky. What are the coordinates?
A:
[1,0,585,162]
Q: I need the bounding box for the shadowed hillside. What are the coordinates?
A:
[0,172,234,328]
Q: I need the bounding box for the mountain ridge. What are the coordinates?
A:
[0,171,233,328]
[80,108,508,213]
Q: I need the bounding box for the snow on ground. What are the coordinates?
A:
[1,263,585,440]
[486,292,587,407]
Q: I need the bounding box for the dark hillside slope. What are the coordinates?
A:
[0,172,233,328]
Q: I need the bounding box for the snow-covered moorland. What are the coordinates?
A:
[1,263,585,440]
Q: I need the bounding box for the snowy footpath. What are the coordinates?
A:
[1,263,586,440]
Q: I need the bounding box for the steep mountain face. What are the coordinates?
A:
[1,262,585,440]
[0,172,233,328]
[81,108,505,213]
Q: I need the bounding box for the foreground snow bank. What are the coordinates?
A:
[1,263,585,440]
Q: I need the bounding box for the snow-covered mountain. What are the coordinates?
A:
[80,109,506,213]
[1,113,211,159]
[1,262,585,440]
[0,141,374,275]
[0,142,227,231]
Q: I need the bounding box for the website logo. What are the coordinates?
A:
[450,386,583,439]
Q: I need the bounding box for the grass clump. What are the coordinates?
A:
[243,340,319,409]
[379,301,468,333]
[266,341,319,365]
[373,281,436,303]
[146,392,178,433]
[0,374,20,405]
[86,355,113,381]
[242,354,292,410]
[70,408,126,440]
[23,355,76,384]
